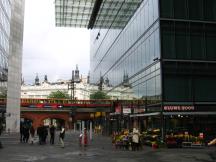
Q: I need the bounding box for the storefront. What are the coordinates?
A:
[163,105,216,142]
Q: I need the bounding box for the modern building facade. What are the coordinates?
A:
[91,0,216,139]
[55,0,216,139]
[0,0,25,133]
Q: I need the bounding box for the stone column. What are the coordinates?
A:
[6,0,25,133]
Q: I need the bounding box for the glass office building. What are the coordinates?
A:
[90,0,216,139]
[55,0,216,139]
[0,0,11,90]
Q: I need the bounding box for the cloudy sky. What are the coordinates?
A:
[22,0,90,84]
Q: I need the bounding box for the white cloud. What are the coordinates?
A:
[22,0,90,84]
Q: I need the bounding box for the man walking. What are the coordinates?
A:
[49,124,55,145]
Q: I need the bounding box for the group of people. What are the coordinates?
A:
[20,124,33,143]
[20,124,65,148]
[112,127,141,151]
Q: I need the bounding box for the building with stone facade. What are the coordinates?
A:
[21,73,135,100]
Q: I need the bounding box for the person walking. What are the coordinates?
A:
[20,124,24,143]
[23,125,30,143]
[49,124,55,145]
[132,127,140,151]
[37,125,43,145]
[59,126,65,148]
[29,126,35,144]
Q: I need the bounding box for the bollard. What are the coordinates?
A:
[83,128,88,146]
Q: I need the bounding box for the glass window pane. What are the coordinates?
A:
[160,0,173,18]
[190,23,204,60]
[161,22,175,59]
[173,0,187,19]
[175,22,189,59]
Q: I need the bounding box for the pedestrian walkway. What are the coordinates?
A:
[0,131,215,162]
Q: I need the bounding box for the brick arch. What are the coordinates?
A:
[22,112,70,129]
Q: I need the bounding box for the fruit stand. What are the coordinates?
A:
[165,133,205,148]
[140,129,162,148]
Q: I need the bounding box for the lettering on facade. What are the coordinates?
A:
[123,108,131,114]
[163,106,195,111]
[134,108,145,113]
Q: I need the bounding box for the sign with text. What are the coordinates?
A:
[123,108,131,114]
[134,108,146,113]
[163,105,195,111]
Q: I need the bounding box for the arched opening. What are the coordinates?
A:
[42,118,65,130]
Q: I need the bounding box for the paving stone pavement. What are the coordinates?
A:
[0,131,215,162]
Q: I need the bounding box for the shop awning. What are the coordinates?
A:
[55,0,142,29]
[130,112,161,117]
[163,112,216,116]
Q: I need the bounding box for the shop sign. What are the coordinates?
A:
[134,108,145,113]
[199,133,204,139]
[123,108,131,114]
[163,105,195,111]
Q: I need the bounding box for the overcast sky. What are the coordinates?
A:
[22,0,90,84]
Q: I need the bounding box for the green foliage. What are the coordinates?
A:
[0,87,7,98]
[47,90,70,99]
[90,90,110,99]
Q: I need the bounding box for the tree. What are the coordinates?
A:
[47,90,70,99]
[90,90,110,99]
[0,87,7,98]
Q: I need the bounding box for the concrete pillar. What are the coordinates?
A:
[74,123,76,132]
[6,0,25,133]
[81,121,85,144]
[90,121,92,141]
[79,121,82,134]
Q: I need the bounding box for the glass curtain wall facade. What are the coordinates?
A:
[160,0,216,140]
[90,0,161,104]
[90,0,216,138]
[160,0,216,103]
[0,0,11,93]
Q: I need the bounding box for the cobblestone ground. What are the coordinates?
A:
[0,132,215,162]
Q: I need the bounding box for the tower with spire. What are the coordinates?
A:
[123,71,130,87]
[74,64,80,83]
[44,75,48,83]
[35,73,40,85]
[87,71,90,84]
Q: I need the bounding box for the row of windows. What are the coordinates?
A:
[0,30,9,54]
[0,2,10,36]
[117,65,161,101]
[0,51,8,69]
[107,25,160,87]
[161,21,216,60]
[164,75,216,102]
[160,0,216,21]
[91,0,159,84]
[0,0,11,19]
[91,0,159,61]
